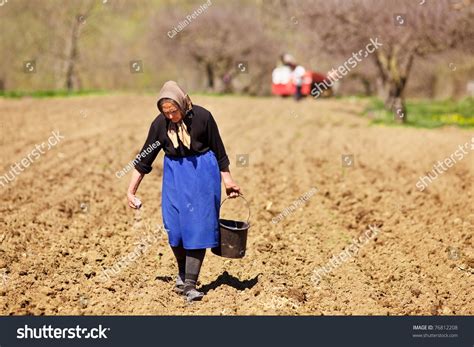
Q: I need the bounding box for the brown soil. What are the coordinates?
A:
[0,94,472,315]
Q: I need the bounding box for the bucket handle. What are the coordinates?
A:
[220,194,251,225]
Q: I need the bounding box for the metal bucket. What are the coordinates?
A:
[211,195,250,259]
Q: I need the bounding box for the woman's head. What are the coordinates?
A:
[157,81,193,123]
[158,98,183,123]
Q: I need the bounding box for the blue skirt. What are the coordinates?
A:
[162,150,221,249]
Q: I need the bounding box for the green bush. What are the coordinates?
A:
[364,98,474,128]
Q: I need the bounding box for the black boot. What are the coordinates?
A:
[183,249,206,302]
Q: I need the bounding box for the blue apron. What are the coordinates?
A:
[162,150,221,249]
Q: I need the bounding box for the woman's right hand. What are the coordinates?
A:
[127,191,139,209]
[127,169,145,209]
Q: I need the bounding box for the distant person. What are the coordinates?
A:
[282,54,306,101]
[127,81,241,302]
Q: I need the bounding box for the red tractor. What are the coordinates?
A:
[271,66,334,98]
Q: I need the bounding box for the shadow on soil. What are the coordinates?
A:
[199,271,260,294]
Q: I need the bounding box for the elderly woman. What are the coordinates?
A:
[127,81,240,302]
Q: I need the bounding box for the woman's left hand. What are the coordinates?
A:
[224,180,241,198]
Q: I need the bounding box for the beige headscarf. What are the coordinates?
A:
[157,81,193,149]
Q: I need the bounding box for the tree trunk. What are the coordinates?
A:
[221,73,233,93]
[376,77,388,100]
[361,77,372,96]
[377,77,407,123]
[390,94,406,123]
[373,51,414,123]
[65,16,81,91]
[206,62,214,90]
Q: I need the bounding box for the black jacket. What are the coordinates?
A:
[134,105,230,174]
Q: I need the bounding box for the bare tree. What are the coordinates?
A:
[0,0,145,91]
[41,0,104,91]
[286,0,473,121]
[152,1,278,94]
